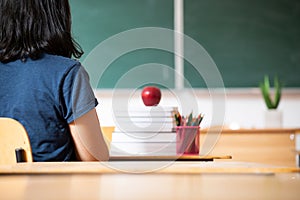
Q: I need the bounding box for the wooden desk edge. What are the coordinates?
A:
[1,160,299,175]
[201,128,300,134]
[1,167,299,175]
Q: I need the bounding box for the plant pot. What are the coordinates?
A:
[264,110,282,128]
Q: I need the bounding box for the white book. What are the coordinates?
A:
[114,106,178,118]
[114,123,175,132]
[114,118,176,131]
[111,132,176,143]
[115,117,175,123]
[118,106,178,112]
[110,142,176,156]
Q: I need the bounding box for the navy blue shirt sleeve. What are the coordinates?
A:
[61,62,98,123]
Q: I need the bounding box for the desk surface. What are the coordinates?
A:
[1,161,299,174]
[1,161,300,200]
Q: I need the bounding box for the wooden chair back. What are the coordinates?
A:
[0,118,33,164]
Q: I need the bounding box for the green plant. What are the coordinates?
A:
[259,75,282,109]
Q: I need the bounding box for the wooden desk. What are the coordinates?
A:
[0,161,300,200]
[200,128,300,167]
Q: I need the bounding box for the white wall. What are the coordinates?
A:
[95,88,300,129]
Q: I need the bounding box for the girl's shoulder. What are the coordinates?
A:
[33,54,82,75]
[42,54,80,68]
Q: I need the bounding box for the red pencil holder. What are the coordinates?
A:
[176,126,200,155]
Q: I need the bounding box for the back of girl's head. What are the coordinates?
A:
[0,0,83,63]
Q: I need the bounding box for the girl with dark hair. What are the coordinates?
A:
[0,0,109,161]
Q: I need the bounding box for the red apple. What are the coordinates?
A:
[141,86,161,106]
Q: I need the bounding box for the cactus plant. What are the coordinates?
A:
[259,75,282,109]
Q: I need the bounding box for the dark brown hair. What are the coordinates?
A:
[0,0,83,63]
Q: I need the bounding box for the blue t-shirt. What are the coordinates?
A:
[0,54,98,161]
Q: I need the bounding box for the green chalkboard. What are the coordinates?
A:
[70,0,300,88]
[184,0,300,88]
[70,0,174,89]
